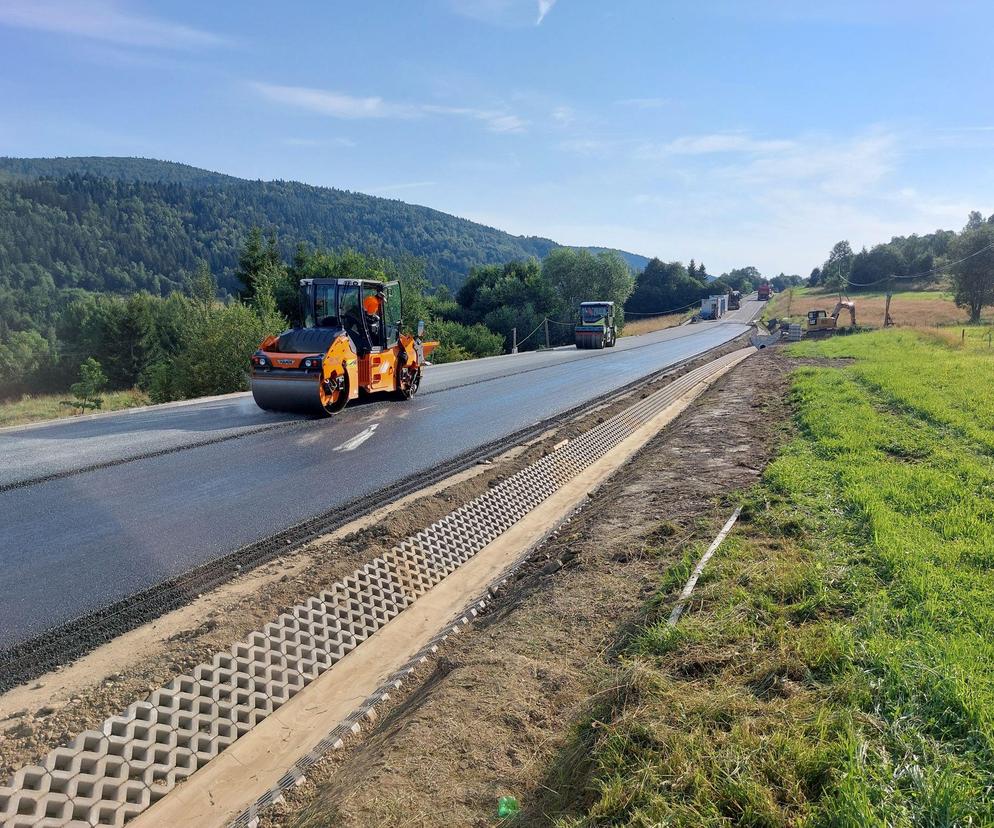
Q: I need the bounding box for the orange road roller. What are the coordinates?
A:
[251,277,437,416]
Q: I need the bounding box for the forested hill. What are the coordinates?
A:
[0,156,648,297]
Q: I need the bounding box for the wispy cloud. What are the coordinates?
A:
[422,104,526,133]
[616,97,670,109]
[717,131,899,198]
[447,0,557,27]
[0,0,225,49]
[253,84,409,119]
[536,0,557,25]
[253,82,526,133]
[551,105,574,126]
[632,129,899,200]
[637,132,795,157]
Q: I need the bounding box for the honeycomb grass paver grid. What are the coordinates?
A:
[0,348,751,828]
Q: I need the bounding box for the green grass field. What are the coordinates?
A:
[542,329,994,826]
[0,388,150,428]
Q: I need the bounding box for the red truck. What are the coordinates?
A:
[757,282,771,301]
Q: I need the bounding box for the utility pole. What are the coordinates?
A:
[544,318,550,350]
[511,327,517,354]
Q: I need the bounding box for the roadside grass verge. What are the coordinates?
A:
[0,388,150,428]
[621,312,692,337]
[534,330,994,826]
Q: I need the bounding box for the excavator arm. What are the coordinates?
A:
[830,301,856,327]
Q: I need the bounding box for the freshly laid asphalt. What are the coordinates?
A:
[0,303,760,647]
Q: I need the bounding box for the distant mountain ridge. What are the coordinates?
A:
[0,156,649,296]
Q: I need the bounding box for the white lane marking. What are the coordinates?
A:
[333,423,379,452]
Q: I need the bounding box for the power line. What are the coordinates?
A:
[514,317,548,347]
[845,240,994,288]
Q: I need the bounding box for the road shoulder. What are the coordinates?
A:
[255,349,788,827]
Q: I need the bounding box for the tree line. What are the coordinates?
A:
[1,225,778,404]
[0,236,638,402]
[812,211,994,322]
[625,260,801,317]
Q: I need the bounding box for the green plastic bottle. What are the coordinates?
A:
[497,795,520,818]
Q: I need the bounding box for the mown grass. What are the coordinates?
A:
[535,329,994,826]
[0,388,150,427]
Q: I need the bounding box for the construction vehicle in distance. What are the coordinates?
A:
[575,301,617,349]
[806,300,856,335]
[251,277,436,416]
[757,282,771,301]
[728,290,742,310]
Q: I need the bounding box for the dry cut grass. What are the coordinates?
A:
[621,312,691,337]
[768,288,970,328]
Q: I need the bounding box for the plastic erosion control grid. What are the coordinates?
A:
[0,348,752,828]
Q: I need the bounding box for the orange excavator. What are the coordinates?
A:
[250,277,436,416]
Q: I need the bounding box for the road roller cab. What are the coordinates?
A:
[250,277,436,416]
[574,301,617,349]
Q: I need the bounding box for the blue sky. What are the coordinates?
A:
[1,0,992,275]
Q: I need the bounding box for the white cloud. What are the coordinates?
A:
[0,0,224,48]
[551,105,574,126]
[254,82,526,133]
[536,0,557,25]
[717,130,899,198]
[253,83,411,119]
[638,132,795,157]
[632,129,899,199]
[538,125,977,274]
[422,104,526,133]
[485,113,527,133]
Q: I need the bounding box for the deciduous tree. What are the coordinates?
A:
[948,222,994,323]
[822,241,854,291]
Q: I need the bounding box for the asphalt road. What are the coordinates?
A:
[0,302,760,647]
